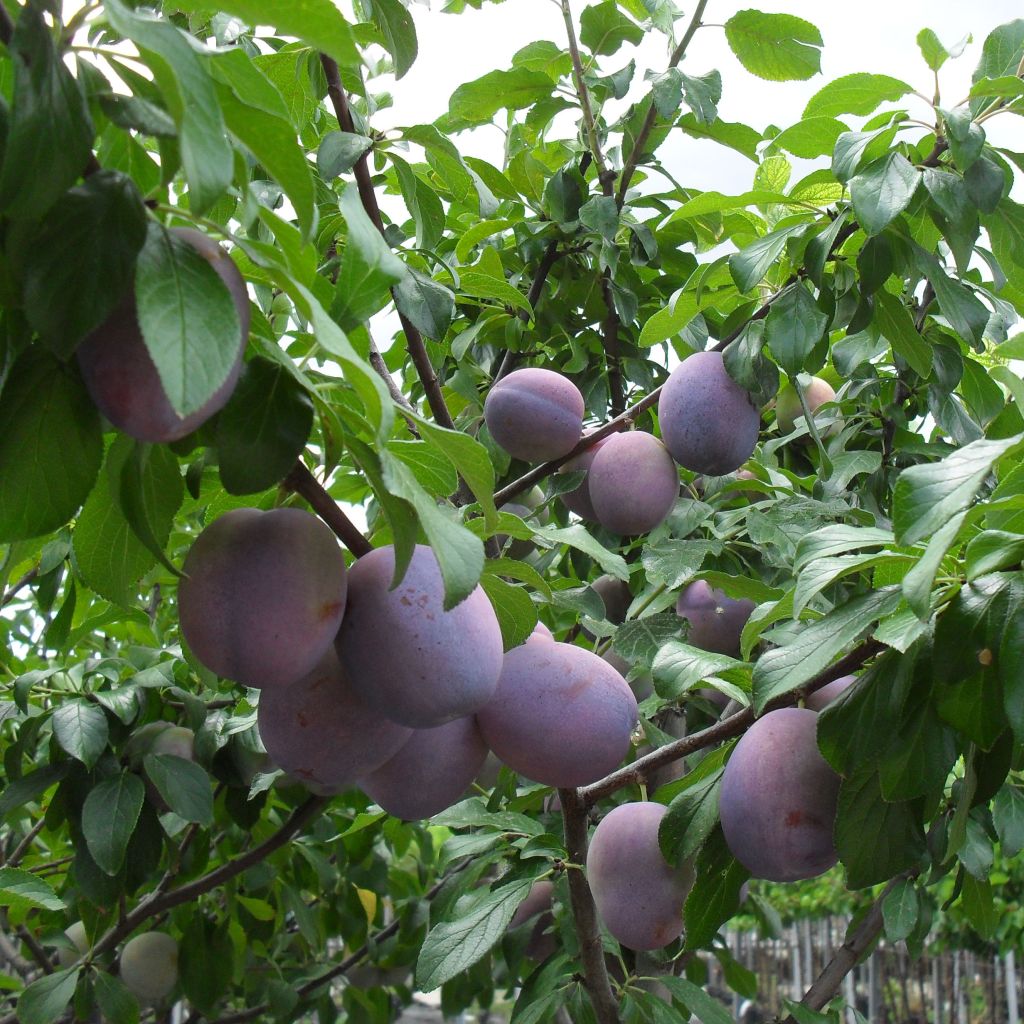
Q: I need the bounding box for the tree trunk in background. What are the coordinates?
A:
[844,965,856,1024]
[791,925,803,1004]
[934,955,944,1024]
[869,953,880,1022]
[1007,951,1020,1024]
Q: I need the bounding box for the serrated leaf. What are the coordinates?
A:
[765,284,828,376]
[653,642,743,701]
[479,574,537,651]
[52,701,108,770]
[449,69,553,126]
[681,826,748,950]
[533,523,628,581]
[393,267,455,341]
[144,754,214,826]
[729,223,807,293]
[0,868,65,913]
[993,785,1024,857]
[803,72,912,119]
[93,973,140,1024]
[724,10,823,82]
[850,153,920,235]
[17,968,80,1024]
[659,768,723,865]
[81,772,145,876]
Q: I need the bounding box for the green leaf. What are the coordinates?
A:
[93,973,140,1024]
[653,642,742,701]
[916,250,989,348]
[639,289,699,347]
[961,873,997,939]
[543,167,584,224]
[479,574,537,651]
[117,443,184,578]
[172,0,360,67]
[917,28,951,71]
[831,122,899,183]
[579,1,644,56]
[722,320,779,408]
[317,131,373,178]
[81,771,145,876]
[391,154,445,252]
[0,351,102,543]
[901,510,968,619]
[752,588,902,713]
[393,268,455,341]
[105,0,232,215]
[993,785,1024,857]
[660,976,732,1024]
[414,416,498,528]
[216,357,313,495]
[883,880,919,942]
[460,271,532,317]
[965,531,1024,581]
[971,19,1024,115]
[533,523,629,581]
[17,968,80,1024]
[0,867,65,913]
[370,0,418,78]
[803,72,912,119]
[659,768,723,865]
[416,877,535,990]
[52,701,109,771]
[135,222,242,419]
[15,171,147,355]
[449,69,554,126]
[179,914,233,1012]
[771,116,848,159]
[893,433,1024,545]
[651,67,683,118]
[850,153,920,235]
[724,10,823,82]
[0,5,94,221]
[0,764,68,820]
[729,223,807,293]
[579,196,619,240]
[680,70,722,124]
[873,290,932,378]
[765,284,828,376]
[794,524,895,572]
[144,754,214,826]
[682,826,748,950]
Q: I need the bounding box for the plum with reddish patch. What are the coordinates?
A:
[484,367,584,462]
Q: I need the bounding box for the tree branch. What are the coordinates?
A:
[284,462,373,558]
[319,54,456,431]
[579,639,884,806]
[599,272,625,415]
[1,567,38,608]
[562,0,611,191]
[559,788,621,1024]
[3,818,45,867]
[0,4,14,46]
[616,0,709,209]
[495,240,563,381]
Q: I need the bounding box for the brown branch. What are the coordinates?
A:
[562,0,612,191]
[1,567,38,607]
[495,239,563,381]
[319,54,456,431]
[3,819,45,867]
[559,788,621,1024]
[17,926,52,975]
[0,3,14,46]
[284,462,373,558]
[616,0,709,209]
[599,272,625,415]
[579,638,884,806]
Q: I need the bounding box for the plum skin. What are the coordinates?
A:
[776,376,838,436]
[335,544,503,728]
[476,641,637,788]
[77,227,250,443]
[178,507,347,689]
[805,674,856,711]
[676,580,756,659]
[658,351,760,475]
[558,434,611,521]
[587,802,695,951]
[259,646,411,793]
[719,707,840,882]
[359,716,488,820]
[484,367,584,462]
[119,931,179,1003]
[589,432,679,535]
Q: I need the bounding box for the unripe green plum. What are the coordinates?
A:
[476,641,637,788]
[359,716,488,820]
[804,674,856,712]
[149,726,195,761]
[119,931,179,1003]
[557,434,611,521]
[178,507,347,689]
[775,376,838,436]
[719,708,840,882]
[675,581,756,659]
[57,921,88,968]
[259,646,411,792]
[658,351,761,475]
[589,432,679,535]
[587,802,695,950]
[484,367,584,462]
[77,227,250,443]
[335,544,503,728]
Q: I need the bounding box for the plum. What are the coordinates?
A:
[335,544,503,728]
[805,674,856,712]
[557,434,611,521]
[776,376,839,436]
[57,921,88,968]
[719,707,840,882]
[592,575,633,625]
[258,645,411,793]
[125,722,193,768]
[525,621,554,645]
[589,432,678,535]
[485,367,584,462]
[658,351,761,475]
[77,227,250,443]
[676,580,756,659]
[359,716,488,819]
[587,802,695,951]
[476,641,637,788]
[178,507,347,689]
[119,931,178,1003]
[499,485,549,559]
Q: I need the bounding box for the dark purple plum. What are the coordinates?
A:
[658,351,760,475]
[593,575,633,625]
[557,435,611,521]
[179,508,347,689]
[359,716,488,820]
[77,227,250,443]
[484,367,584,462]
[587,802,695,950]
[675,580,756,658]
[476,641,637,788]
[335,544,503,728]
[589,432,679,535]
[805,674,856,712]
[719,707,840,882]
[499,485,548,559]
[258,646,410,792]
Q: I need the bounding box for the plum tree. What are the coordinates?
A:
[658,352,761,475]
[76,228,250,443]
[119,931,179,1003]
[675,580,756,658]
[178,507,347,689]
[586,802,695,951]
[360,716,488,819]
[476,641,637,787]
[335,544,503,727]
[484,367,584,462]
[805,674,856,711]
[719,708,841,882]
[557,434,611,521]
[258,646,411,793]
[588,432,679,534]
[776,376,839,435]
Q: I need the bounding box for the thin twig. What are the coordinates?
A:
[4,819,45,867]
[495,240,562,381]
[599,272,625,415]
[562,0,611,191]
[284,462,373,558]
[1,567,38,608]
